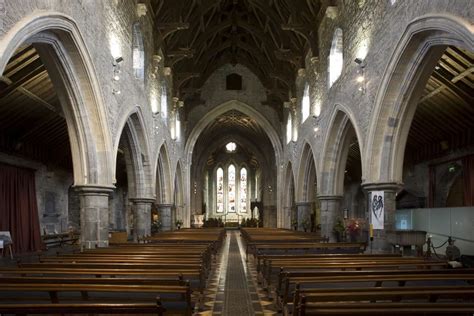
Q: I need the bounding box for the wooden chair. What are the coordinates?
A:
[0,231,13,259]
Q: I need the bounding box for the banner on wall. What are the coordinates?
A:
[370,191,384,229]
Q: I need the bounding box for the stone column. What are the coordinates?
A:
[296,202,312,231]
[263,205,277,228]
[318,195,343,241]
[157,203,173,231]
[362,182,401,252]
[130,198,154,241]
[75,185,114,249]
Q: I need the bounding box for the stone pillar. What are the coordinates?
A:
[75,185,114,249]
[130,198,154,241]
[318,195,343,241]
[296,202,312,231]
[157,203,173,231]
[362,182,401,252]
[263,205,277,228]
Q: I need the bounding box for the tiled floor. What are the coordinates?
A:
[198,230,277,315]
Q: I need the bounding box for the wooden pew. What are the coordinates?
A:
[256,253,402,273]
[297,299,474,315]
[278,268,474,309]
[0,282,193,315]
[0,301,164,315]
[247,242,367,260]
[263,259,448,289]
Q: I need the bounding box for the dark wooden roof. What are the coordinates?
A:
[151,0,331,114]
[0,44,72,170]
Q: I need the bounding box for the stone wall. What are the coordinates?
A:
[0,153,73,234]
[288,0,472,200]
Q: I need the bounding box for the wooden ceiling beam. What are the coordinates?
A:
[157,22,189,39]
[165,48,194,67]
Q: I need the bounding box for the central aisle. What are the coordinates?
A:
[206,230,276,315]
[222,231,255,314]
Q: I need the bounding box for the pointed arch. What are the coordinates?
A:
[0,12,113,186]
[365,14,473,185]
[155,142,172,204]
[281,162,296,229]
[320,105,365,196]
[296,142,318,202]
[174,161,186,227]
[114,109,152,198]
[184,99,282,220]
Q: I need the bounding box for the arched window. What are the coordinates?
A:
[132,23,145,80]
[328,28,343,88]
[286,114,292,144]
[151,90,159,114]
[175,111,181,140]
[228,165,236,212]
[302,83,310,122]
[216,168,224,213]
[240,168,247,212]
[160,84,168,119]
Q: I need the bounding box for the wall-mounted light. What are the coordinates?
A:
[112,56,123,81]
[354,58,366,93]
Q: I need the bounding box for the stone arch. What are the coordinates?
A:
[155,142,172,204]
[185,100,282,162]
[296,142,318,202]
[113,109,153,199]
[320,105,365,196]
[281,162,296,229]
[184,99,283,220]
[0,12,113,186]
[174,161,186,227]
[365,14,473,185]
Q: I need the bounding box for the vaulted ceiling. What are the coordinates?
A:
[192,110,273,170]
[150,0,331,113]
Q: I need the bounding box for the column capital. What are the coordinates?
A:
[296,201,313,207]
[317,195,343,201]
[129,197,156,204]
[156,203,174,208]
[74,184,114,195]
[361,182,403,192]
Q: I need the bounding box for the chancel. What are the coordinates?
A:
[0,0,473,314]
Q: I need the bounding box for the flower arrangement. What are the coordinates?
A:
[175,219,183,229]
[346,219,362,234]
[151,220,161,233]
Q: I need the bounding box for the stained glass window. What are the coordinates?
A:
[216,168,224,213]
[240,168,247,212]
[228,165,236,212]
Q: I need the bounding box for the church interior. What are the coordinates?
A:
[0,0,473,314]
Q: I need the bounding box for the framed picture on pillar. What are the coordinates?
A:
[370,191,384,229]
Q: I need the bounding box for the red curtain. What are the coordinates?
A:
[0,163,42,253]
[463,155,474,206]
